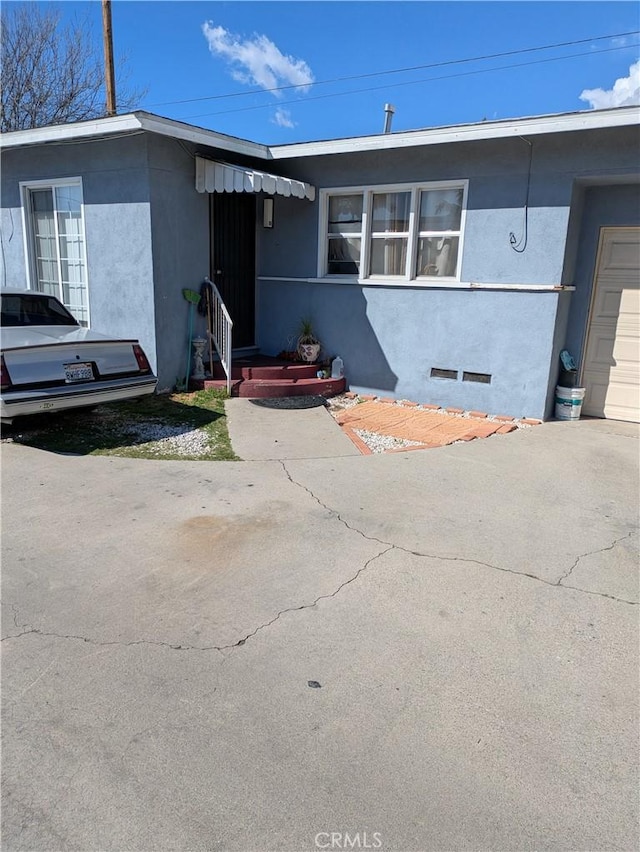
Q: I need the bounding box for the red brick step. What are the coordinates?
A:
[239,377,345,398]
[190,355,345,399]
[212,356,320,381]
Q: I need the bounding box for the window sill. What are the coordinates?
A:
[258,276,574,292]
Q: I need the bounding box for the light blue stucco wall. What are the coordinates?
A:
[261,140,577,285]
[258,279,560,418]
[256,126,639,418]
[146,135,212,389]
[1,135,158,376]
[144,136,275,388]
[262,127,639,285]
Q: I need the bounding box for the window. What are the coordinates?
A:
[1,293,78,328]
[320,181,467,283]
[370,191,410,276]
[416,187,463,279]
[21,179,89,325]
[327,194,363,274]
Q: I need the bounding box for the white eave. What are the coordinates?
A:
[1,105,637,163]
[195,157,315,200]
[0,111,269,159]
[267,106,640,159]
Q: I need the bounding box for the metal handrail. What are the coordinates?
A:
[204,277,233,395]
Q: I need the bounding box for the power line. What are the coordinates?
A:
[179,43,639,121]
[144,29,639,109]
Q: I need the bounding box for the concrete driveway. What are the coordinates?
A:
[1,417,638,851]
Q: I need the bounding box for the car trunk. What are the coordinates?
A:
[2,328,141,387]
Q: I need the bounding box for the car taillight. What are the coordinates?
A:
[0,355,12,390]
[132,344,151,373]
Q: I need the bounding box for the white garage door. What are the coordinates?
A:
[582,227,640,423]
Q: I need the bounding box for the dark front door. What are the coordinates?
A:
[211,192,256,348]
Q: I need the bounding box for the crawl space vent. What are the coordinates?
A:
[430,368,458,380]
[462,371,492,384]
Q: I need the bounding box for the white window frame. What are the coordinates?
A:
[322,191,367,278]
[318,179,468,285]
[20,177,91,326]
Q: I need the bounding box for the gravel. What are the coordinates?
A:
[1,416,213,458]
[116,422,211,456]
[354,429,425,454]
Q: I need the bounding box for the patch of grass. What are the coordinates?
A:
[4,389,239,461]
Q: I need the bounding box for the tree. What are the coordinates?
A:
[0,4,145,133]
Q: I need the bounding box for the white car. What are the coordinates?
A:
[1,290,157,424]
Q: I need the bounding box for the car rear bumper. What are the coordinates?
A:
[0,375,157,423]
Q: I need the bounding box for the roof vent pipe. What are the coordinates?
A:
[383,103,395,134]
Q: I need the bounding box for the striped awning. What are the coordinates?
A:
[195,157,315,201]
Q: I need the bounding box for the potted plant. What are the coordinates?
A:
[296,318,321,363]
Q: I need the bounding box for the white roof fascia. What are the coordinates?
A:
[0,111,269,159]
[0,114,144,149]
[136,113,268,159]
[267,106,640,159]
[2,106,636,161]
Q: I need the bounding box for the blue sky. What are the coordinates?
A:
[45,1,640,142]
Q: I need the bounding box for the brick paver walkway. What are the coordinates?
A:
[335,400,518,452]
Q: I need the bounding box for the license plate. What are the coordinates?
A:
[63,362,94,383]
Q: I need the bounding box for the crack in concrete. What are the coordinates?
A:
[222,545,394,649]
[3,467,636,655]
[279,460,394,549]
[591,429,639,441]
[556,531,635,586]
[280,462,639,606]
[553,582,638,605]
[1,546,394,653]
[0,628,227,655]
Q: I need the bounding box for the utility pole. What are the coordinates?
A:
[102,0,116,116]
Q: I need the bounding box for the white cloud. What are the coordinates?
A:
[202,22,314,96]
[580,60,640,109]
[611,36,630,48]
[272,107,295,128]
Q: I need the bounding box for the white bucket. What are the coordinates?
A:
[555,385,586,421]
